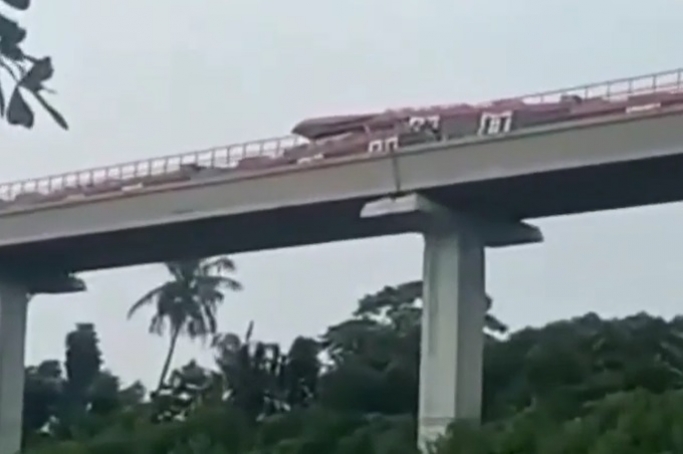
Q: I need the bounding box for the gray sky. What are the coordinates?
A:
[5,0,683,387]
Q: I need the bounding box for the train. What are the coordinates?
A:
[274,90,683,167]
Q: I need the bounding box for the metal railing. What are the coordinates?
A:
[0,135,307,200]
[517,67,683,104]
[1,67,682,204]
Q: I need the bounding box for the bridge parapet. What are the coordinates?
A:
[517,67,683,104]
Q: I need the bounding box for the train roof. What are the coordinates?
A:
[290,98,586,140]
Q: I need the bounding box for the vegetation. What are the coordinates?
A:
[16,258,683,453]
[127,258,241,391]
[0,0,66,129]
[6,1,680,451]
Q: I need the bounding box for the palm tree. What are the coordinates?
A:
[127,256,241,390]
[212,322,321,421]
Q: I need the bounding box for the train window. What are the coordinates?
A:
[409,115,440,131]
[368,139,384,153]
[367,136,399,153]
[478,111,513,136]
[385,136,399,151]
[408,117,424,130]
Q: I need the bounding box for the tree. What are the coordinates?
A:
[127,257,241,391]
[22,324,138,447]
[318,281,506,415]
[23,360,63,438]
[0,0,67,128]
[63,323,102,416]
[149,360,218,422]
[212,322,321,421]
[23,324,107,442]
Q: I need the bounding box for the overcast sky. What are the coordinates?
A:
[4,0,683,387]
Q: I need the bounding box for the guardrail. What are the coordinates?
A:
[519,67,683,104]
[0,135,307,200]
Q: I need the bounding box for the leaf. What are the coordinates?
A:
[0,76,5,117]
[0,0,30,11]
[7,86,33,128]
[0,44,22,62]
[0,59,17,83]
[20,56,52,92]
[31,90,68,129]
[0,14,26,46]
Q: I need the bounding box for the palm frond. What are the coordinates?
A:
[201,306,218,335]
[199,274,242,291]
[131,256,241,349]
[201,256,236,275]
[127,284,167,319]
[149,313,166,336]
[245,321,255,343]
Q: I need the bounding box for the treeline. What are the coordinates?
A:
[20,261,683,453]
[22,290,683,452]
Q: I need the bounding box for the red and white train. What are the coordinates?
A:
[282,91,683,163]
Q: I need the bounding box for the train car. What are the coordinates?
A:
[292,114,376,140]
[290,89,683,163]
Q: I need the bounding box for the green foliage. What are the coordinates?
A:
[64,324,102,414]
[128,257,242,390]
[22,323,145,447]
[213,323,320,422]
[21,279,683,453]
[0,0,66,128]
[434,389,683,454]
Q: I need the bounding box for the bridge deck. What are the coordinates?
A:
[0,108,682,273]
